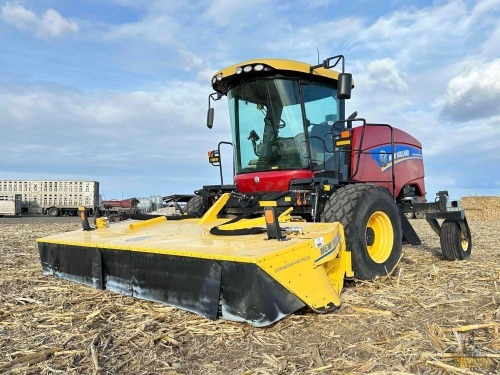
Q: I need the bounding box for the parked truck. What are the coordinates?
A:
[0,194,22,216]
[0,180,99,216]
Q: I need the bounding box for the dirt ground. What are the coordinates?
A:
[1,214,499,374]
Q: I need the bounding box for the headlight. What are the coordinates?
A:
[235,67,243,74]
[254,64,264,71]
[243,65,253,73]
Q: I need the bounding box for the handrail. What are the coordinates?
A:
[350,122,396,197]
[217,141,234,185]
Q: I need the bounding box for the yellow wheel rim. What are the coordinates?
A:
[366,211,393,263]
[461,231,469,251]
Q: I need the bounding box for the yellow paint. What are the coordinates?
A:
[278,207,294,223]
[128,216,166,230]
[258,222,352,310]
[366,211,393,263]
[335,139,351,146]
[197,193,230,224]
[95,218,108,229]
[259,201,277,207]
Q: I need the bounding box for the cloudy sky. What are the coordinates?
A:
[1,0,499,200]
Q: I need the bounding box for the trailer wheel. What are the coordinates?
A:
[440,218,471,260]
[321,184,402,280]
[47,207,59,217]
[185,195,205,217]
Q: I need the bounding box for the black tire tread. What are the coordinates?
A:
[321,183,402,280]
[322,183,377,226]
[440,218,471,261]
[185,195,205,217]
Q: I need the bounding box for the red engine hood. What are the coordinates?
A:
[235,170,314,193]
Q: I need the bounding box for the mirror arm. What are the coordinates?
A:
[310,55,345,73]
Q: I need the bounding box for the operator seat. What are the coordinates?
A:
[309,114,341,170]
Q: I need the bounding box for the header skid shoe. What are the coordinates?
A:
[37,195,353,326]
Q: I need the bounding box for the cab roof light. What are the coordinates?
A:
[233,63,271,76]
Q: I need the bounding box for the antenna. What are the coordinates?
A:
[317,48,320,64]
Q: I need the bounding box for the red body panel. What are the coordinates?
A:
[350,125,425,197]
[235,170,314,193]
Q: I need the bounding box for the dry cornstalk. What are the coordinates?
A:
[350,306,392,316]
[442,322,499,333]
[304,364,333,373]
[422,352,500,359]
[90,328,105,374]
[426,359,484,375]
[0,347,63,373]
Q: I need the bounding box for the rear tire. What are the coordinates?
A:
[185,195,205,217]
[440,218,471,260]
[321,184,402,280]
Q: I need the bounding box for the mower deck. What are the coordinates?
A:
[38,217,351,326]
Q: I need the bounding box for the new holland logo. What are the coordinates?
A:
[371,145,423,172]
[313,233,341,266]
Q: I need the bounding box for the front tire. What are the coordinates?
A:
[321,184,402,280]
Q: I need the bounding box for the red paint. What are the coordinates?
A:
[350,125,426,197]
[235,170,314,193]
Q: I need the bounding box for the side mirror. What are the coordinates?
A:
[207,108,214,129]
[207,92,222,129]
[337,73,352,100]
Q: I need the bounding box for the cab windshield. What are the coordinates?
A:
[228,78,339,174]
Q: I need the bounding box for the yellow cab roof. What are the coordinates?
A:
[211,58,349,94]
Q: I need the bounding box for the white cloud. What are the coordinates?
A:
[0,81,230,168]
[359,1,470,59]
[1,2,78,38]
[363,58,408,92]
[105,13,178,45]
[264,17,364,58]
[471,0,500,19]
[203,0,269,27]
[441,59,500,121]
[478,23,500,60]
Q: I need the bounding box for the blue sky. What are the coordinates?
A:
[0,0,499,200]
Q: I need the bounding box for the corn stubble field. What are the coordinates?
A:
[1,197,499,374]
